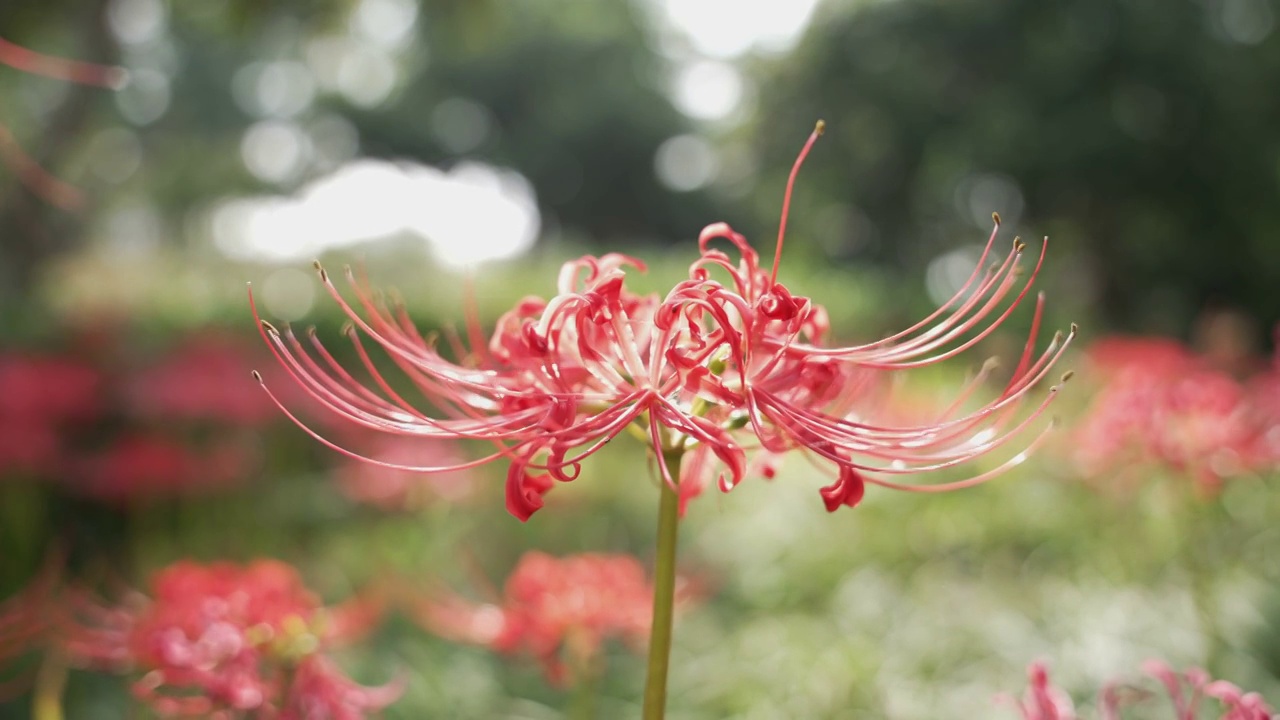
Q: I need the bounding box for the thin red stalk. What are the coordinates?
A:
[0,36,125,88]
[770,120,825,285]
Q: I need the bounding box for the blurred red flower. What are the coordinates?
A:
[67,434,254,503]
[125,334,279,427]
[412,551,683,685]
[1071,337,1279,492]
[0,353,102,475]
[1008,660,1274,720]
[0,331,294,501]
[63,559,399,718]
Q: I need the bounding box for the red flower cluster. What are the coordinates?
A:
[1010,661,1274,720]
[0,333,275,502]
[64,560,399,718]
[1071,337,1280,492]
[413,552,672,684]
[253,122,1072,520]
[0,36,125,210]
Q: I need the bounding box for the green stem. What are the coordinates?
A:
[33,649,68,720]
[568,651,600,720]
[1181,494,1224,671]
[642,450,682,720]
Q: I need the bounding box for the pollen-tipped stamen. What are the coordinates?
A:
[770,120,825,286]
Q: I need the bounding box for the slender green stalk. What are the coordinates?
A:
[33,649,68,720]
[642,450,683,720]
[1181,492,1225,671]
[568,651,600,720]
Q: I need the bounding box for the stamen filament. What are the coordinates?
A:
[771,119,825,285]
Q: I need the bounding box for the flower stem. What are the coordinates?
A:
[642,450,682,720]
[568,654,600,720]
[33,648,68,720]
[1181,491,1225,671]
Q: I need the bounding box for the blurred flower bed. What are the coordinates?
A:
[1,253,1278,718]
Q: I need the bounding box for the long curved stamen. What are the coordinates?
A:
[771,119,825,286]
[461,273,490,365]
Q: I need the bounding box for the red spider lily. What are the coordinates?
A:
[63,560,399,718]
[411,552,682,685]
[1006,661,1274,720]
[1071,337,1278,492]
[0,36,126,210]
[251,121,1073,521]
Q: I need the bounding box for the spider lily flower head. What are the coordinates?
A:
[63,559,399,718]
[411,552,677,685]
[251,120,1074,521]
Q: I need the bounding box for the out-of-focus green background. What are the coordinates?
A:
[1,0,1279,717]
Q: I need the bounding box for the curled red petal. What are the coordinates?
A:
[819,465,866,512]
[505,452,554,522]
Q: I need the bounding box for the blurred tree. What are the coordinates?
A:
[0,0,350,306]
[0,0,723,310]
[749,0,1280,337]
[349,0,724,247]
[0,0,118,304]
